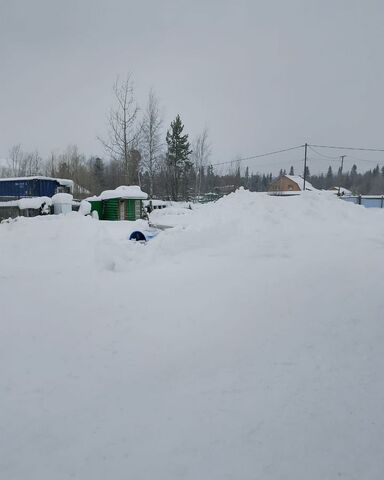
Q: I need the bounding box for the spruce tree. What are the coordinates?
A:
[166,114,192,200]
[244,166,249,189]
[289,165,294,175]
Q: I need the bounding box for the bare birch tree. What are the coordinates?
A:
[7,144,23,176]
[99,74,140,184]
[192,128,211,199]
[23,150,42,176]
[141,89,163,197]
[6,145,42,176]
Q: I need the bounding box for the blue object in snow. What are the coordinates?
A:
[129,231,147,242]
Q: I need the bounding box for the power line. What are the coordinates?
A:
[339,153,382,164]
[307,147,383,165]
[308,145,341,160]
[308,144,384,153]
[208,144,304,167]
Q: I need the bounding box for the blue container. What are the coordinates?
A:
[0,178,62,199]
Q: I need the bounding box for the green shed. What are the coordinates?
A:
[88,186,148,221]
[89,199,102,218]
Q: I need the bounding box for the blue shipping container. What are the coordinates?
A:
[0,178,66,199]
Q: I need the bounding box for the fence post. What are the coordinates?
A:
[381,196,384,209]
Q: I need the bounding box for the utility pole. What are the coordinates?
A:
[338,155,346,196]
[303,143,308,191]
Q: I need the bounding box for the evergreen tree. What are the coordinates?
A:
[326,165,333,188]
[90,156,105,194]
[206,164,215,192]
[244,166,249,189]
[165,114,192,200]
[289,165,294,175]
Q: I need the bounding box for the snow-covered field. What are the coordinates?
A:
[1,190,384,479]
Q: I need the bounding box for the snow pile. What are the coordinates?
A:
[78,200,91,215]
[1,190,384,479]
[0,196,52,210]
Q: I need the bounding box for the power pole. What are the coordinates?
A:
[338,155,346,196]
[303,143,308,191]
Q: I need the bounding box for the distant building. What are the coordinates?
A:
[268,175,315,194]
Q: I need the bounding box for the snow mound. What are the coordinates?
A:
[18,196,52,210]
[1,189,384,479]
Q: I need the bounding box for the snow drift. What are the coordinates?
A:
[1,190,384,479]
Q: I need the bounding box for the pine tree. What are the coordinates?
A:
[289,165,294,175]
[166,115,192,200]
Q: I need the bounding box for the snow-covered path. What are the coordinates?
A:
[1,191,384,479]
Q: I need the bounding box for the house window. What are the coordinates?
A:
[287,185,293,191]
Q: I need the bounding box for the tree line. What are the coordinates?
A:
[1,75,211,200]
[1,74,383,198]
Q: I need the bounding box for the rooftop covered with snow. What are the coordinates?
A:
[89,185,148,201]
[284,174,315,191]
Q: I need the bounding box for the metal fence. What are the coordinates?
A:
[341,196,384,208]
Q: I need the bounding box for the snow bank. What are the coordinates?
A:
[1,190,384,479]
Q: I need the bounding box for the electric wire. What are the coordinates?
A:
[208,144,304,167]
[308,144,384,153]
[307,146,341,160]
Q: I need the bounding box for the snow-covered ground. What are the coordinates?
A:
[1,190,384,479]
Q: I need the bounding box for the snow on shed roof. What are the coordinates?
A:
[93,185,148,201]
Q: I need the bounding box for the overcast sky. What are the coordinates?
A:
[1,0,383,174]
